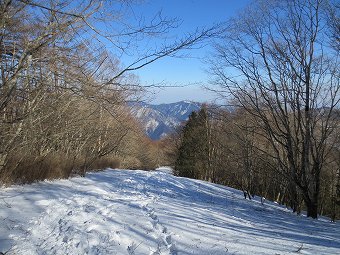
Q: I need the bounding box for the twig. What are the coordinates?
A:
[0,244,15,255]
[295,243,304,253]
[1,198,11,208]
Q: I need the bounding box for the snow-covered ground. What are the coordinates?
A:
[0,169,339,255]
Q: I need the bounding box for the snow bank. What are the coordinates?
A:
[154,166,174,175]
[0,169,339,254]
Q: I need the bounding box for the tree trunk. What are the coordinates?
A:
[306,200,318,219]
[301,184,318,219]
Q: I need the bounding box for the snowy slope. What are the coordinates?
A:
[0,169,339,255]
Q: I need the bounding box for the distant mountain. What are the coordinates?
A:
[130,101,201,140]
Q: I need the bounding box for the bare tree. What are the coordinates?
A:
[0,0,219,183]
[210,0,339,218]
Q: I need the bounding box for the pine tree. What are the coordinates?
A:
[175,106,210,179]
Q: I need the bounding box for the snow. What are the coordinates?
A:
[154,167,174,175]
[1,169,339,254]
[130,101,200,140]
[146,119,160,130]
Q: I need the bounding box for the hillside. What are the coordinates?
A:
[130,101,201,140]
[1,169,339,254]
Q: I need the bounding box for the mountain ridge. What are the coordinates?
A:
[130,101,201,140]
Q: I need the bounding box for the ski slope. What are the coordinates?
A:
[0,168,339,254]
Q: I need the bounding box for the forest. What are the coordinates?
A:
[174,0,340,220]
[0,0,339,221]
[0,0,213,183]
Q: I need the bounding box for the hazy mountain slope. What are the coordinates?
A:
[131,101,201,140]
[149,101,201,122]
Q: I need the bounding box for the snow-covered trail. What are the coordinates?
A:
[0,169,339,255]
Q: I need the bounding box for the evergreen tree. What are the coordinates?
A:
[175,106,210,179]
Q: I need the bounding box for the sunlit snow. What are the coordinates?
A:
[0,169,339,254]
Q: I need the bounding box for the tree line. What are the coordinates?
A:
[0,0,214,184]
[174,0,339,220]
[174,106,339,220]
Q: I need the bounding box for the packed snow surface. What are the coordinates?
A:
[0,169,339,254]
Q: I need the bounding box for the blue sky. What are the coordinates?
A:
[122,0,251,104]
